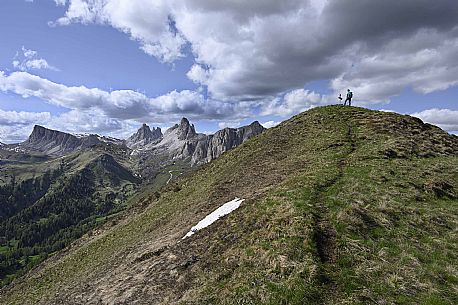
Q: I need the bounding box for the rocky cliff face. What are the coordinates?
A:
[171,118,197,140]
[130,118,265,166]
[20,125,107,156]
[9,118,264,167]
[126,124,162,149]
[191,121,265,165]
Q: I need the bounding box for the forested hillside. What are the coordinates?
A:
[0,150,140,286]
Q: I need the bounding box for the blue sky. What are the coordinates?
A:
[0,0,457,143]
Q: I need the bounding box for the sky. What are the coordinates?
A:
[0,0,457,143]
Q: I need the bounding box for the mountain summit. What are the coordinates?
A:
[126,123,162,149]
[129,118,265,169]
[22,125,100,155]
[176,117,197,140]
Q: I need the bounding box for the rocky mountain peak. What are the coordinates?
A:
[137,124,161,140]
[27,125,73,143]
[177,117,197,140]
[20,125,107,155]
[180,117,190,127]
[126,123,163,149]
[250,121,263,129]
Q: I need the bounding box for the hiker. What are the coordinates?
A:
[344,89,353,106]
[338,93,343,103]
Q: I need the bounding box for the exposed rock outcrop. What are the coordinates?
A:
[129,118,265,166]
[191,121,265,165]
[126,124,162,149]
[19,125,122,156]
[21,125,93,155]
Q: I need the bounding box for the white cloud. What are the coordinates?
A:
[0,108,136,143]
[13,46,58,72]
[51,0,186,63]
[262,89,325,117]
[0,110,51,143]
[48,110,123,133]
[0,71,252,125]
[331,32,458,103]
[0,109,51,126]
[218,121,241,129]
[187,64,210,85]
[53,0,458,104]
[261,120,281,129]
[54,0,68,6]
[412,108,458,132]
[22,47,37,58]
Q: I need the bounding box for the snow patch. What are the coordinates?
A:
[73,133,90,139]
[182,198,245,239]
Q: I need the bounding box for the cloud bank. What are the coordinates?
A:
[412,108,458,133]
[52,0,458,104]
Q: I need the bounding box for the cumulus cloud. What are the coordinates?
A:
[0,109,51,143]
[52,0,458,104]
[54,0,67,5]
[51,0,186,63]
[331,30,458,103]
[0,109,50,126]
[261,120,281,129]
[412,108,458,132]
[0,71,252,125]
[0,108,134,143]
[13,47,58,72]
[48,110,123,133]
[187,64,210,85]
[262,89,325,117]
[218,121,241,129]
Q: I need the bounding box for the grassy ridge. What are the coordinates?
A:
[1,106,457,304]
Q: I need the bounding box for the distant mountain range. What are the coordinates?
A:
[3,118,265,167]
[127,118,265,166]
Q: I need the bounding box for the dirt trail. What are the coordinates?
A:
[166,170,182,185]
[310,118,357,291]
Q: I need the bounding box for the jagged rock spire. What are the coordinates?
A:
[126,123,163,149]
[177,118,197,140]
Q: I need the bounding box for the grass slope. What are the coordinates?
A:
[1,106,457,304]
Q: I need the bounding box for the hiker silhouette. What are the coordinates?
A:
[344,89,353,106]
[338,93,343,103]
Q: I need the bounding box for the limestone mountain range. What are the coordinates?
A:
[2,117,265,168]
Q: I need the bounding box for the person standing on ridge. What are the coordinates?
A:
[338,93,343,103]
[344,89,353,106]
